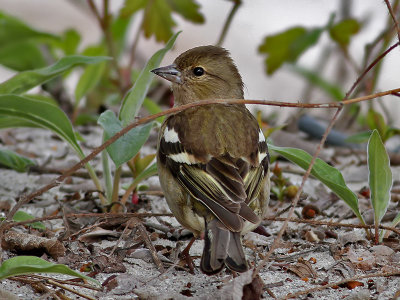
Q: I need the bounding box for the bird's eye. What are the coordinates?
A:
[193,67,204,76]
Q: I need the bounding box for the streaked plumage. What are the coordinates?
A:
[152,46,270,274]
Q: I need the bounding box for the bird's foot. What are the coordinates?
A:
[179,236,196,274]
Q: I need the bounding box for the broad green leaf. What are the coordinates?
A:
[0,116,38,129]
[0,149,35,172]
[0,11,58,45]
[0,55,111,95]
[120,0,147,17]
[143,0,175,43]
[0,11,59,71]
[167,0,204,23]
[291,65,344,100]
[268,144,364,222]
[0,41,47,71]
[13,211,45,230]
[23,94,59,106]
[121,0,201,43]
[0,256,99,285]
[259,26,324,75]
[345,131,372,144]
[119,32,180,125]
[0,95,84,157]
[368,130,392,225]
[98,110,154,168]
[329,19,360,48]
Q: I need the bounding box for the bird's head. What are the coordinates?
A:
[151,46,244,105]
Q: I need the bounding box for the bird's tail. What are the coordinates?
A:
[200,218,248,275]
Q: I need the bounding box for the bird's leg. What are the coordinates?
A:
[180,236,196,273]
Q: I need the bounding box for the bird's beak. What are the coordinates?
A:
[151,64,182,84]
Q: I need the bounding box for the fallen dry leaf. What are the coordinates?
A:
[339,280,364,289]
[287,257,318,279]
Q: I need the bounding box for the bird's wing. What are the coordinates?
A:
[158,108,269,232]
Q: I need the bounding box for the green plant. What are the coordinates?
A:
[0,256,99,285]
[367,130,394,243]
[269,129,399,244]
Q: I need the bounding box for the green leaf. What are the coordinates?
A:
[143,0,175,43]
[384,127,400,141]
[0,41,47,71]
[366,109,388,140]
[291,65,344,100]
[123,162,158,190]
[120,0,147,17]
[143,98,164,123]
[0,149,35,172]
[0,95,84,157]
[60,29,81,55]
[111,15,132,56]
[0,11,58,45]
[329,19,360,48]
[0,11,60,71]
[269,144,364,222]
[119,31,180,125]
[259,26,324,75]
[0,55,111,95]
[75,50,108,105]
[121,0,200,43]
[368,130,392,225]
[345,131,372,144]
[75,55,107,106]
[12,211,45,230]
[98,110,154,168]
[23,93,59,106]
[167,0,204,23]
[135,162,158,185]
[391,212,400,227]
[0,256,99,285]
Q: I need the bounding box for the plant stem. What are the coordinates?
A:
[111,166,122,211]
[216,0,242,46]
[101,137,113,202]
[87,0,125,93]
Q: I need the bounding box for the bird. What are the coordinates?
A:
[151,45,270,275]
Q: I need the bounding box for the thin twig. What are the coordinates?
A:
[21,274,102,291]
[345,42,399,99]
[4,212,172,229]
[108,218,133,257]
[264,216,400,236]
[47,279,96,300]
[137,220,165,273]
[253,107,343,278]
[384,0,400,45]
[283,270,400,299]
[216,0,242,46]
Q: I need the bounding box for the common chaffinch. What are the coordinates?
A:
[151,45,270,275]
